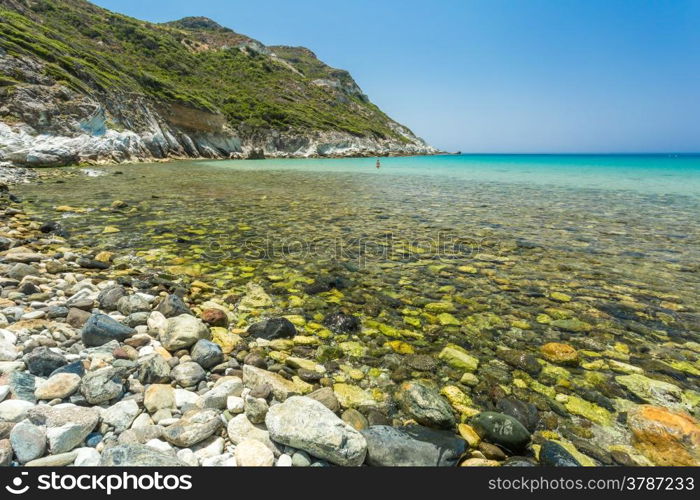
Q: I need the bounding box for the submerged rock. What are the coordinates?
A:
[540,342,579,365]
[496,398,539,432]
[323,312,360,334]
[616,374,684,408]
[396,380,455,429]
[539,441,582,466]
[627,405,700,466]
[438,344,479,372]
[247,317,296,340]
[470,411,531,453]
[499,349,542,376]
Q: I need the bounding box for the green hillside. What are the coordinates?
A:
[0,0,412,140]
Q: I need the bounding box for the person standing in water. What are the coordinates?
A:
[376,159,381,169]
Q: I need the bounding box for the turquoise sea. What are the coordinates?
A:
[200,154,700,196]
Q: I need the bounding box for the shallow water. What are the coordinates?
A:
[15,154,700,447]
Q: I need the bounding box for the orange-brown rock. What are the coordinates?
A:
[201,308,228,328]
[627,405,700,466]
[540,342,578,365]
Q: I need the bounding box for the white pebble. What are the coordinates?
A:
[177,448,199,467]
[145,439,172,453]
[74,447,101,466]
[226,396,245,413]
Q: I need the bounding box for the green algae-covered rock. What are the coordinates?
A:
[562,395,613,426]
[616,374,683,407]
[438,344,479,372]
[333,383,376,410]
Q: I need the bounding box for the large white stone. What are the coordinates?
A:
[265,396,367,466]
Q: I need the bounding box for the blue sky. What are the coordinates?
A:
[92,0,699,153]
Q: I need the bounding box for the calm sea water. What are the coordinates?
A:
[200,154,700,196]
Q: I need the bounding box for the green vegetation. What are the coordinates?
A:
[0,0,407,139]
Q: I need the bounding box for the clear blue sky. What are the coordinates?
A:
[92,0,699,153]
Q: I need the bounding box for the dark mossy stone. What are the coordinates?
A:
[539,441,582,467]
[470,411,532,453]
[499,349,542,376]
[247,317,296,340]
[323,312,361,334]
[496,398,539,432]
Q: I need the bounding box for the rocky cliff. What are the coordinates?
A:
[0,0,436,169]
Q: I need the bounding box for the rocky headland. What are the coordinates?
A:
[0,0,436,171]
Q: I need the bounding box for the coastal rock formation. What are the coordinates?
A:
[0,0,435,169]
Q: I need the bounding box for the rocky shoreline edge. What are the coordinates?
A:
[0,183,699,467]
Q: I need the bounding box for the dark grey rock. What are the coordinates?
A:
[97,286,127,312]
[323,312,360,334]
[77,257,109,269]
[25,347,67,377]
[156,294,191,318]
[496,398,539,432]
[50,360,85,378]
[46,306,69,319]
[247,317,296,340]
[499,349,542,376]
[361,425,467,466]
[190,339,223,370]
[539,441,582,467]
[470,412,532,454]
[81,313,135,347]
